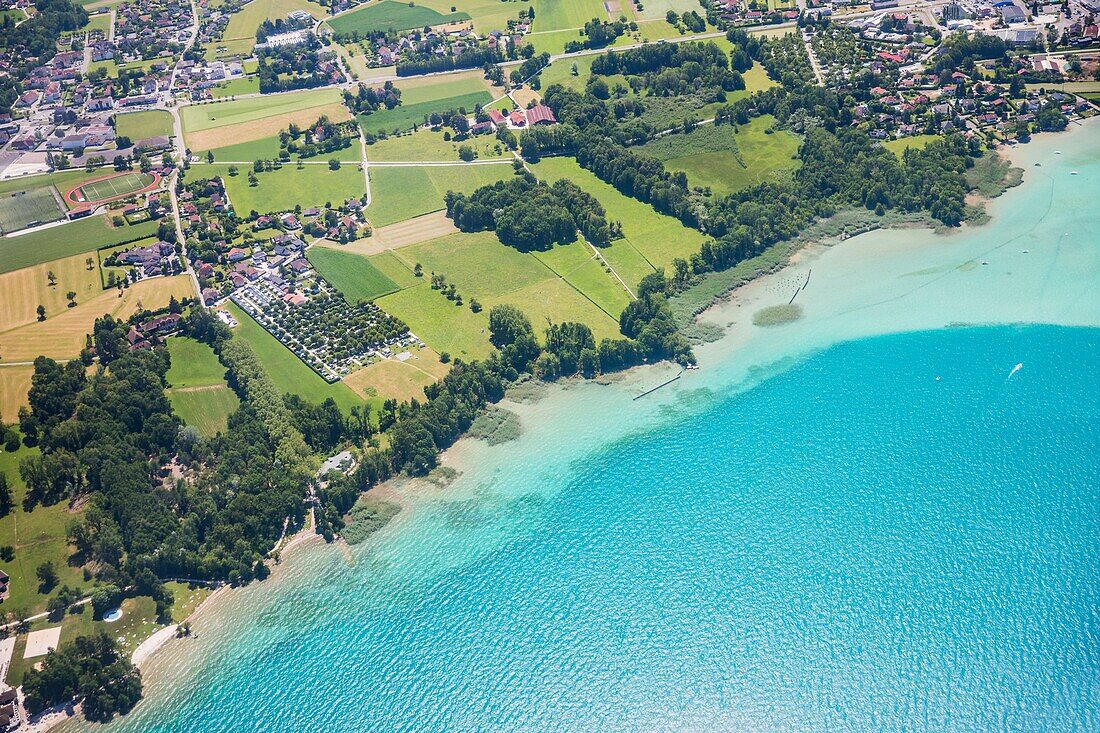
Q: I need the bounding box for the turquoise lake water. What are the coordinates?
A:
[82,126,1100,732]
[101,325,1099,732]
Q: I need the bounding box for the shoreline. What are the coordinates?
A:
[76,119,1100,729]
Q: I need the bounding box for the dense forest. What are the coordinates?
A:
[444,174,617,249]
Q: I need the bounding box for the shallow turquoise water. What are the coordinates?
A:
[106,325,1100,732]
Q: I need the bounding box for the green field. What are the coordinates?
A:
[0,444,91,617]
[0,187,64,234]
[359,91,493,135]
[375,230,624,359]
[306,246,401,303]
[365,128,509,162]
[74,171,156,204]
[531,0,607,32]
[640,115,801,195]
[532,156,705,284]
[166,337,240,436]
[0,216,159,275]
[210,76,261,99]
[633,0,703,21]
[180,88,345,133]
[208,163,365,215]
[414,0,518,33]
[207,134,362,164]
[328,0,470,34]
[224,302,362,411]
[882,134,940,157]
[365,163,514,227]
[114,110,174,140]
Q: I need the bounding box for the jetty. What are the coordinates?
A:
[634,369,684,400]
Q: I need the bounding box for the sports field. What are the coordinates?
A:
[0,216,159,275]
[68,171,157,205]
[365,163,514,227]
[0,187,65,234]
[114,110,174,140]
[306,246,402,303]
[166,337,239,437]
[211,163,365,215]
[328,0,470,34]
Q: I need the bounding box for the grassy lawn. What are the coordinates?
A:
[0,443,90,619]
[640,115,801,196]
[882,133,940,157]
[306,246,401,303]
[327,0,470,34]
[534,239,632,319]
[391,230,552,299]
[633,0,703,20]
[343,346,448,402]
[74,171,155,204]
[223,302,362,412]
[114,110,174,140]
[531,0,606,32]
[415,0,517,33]
[0,216,158,275]
[375,283,491,361]
[211,76,261,99]
[366,251,421,288]
[207,134,362,164]
[365,128,509,162]
[532,156,705,278]
[365,163,514,227]
[359,91,493,136]
[0,250,104,332]
[208,163,365,215]
[165,337,239,437]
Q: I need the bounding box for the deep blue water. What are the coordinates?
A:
[110,326,1100,732]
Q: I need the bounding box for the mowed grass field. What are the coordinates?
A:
[373,230,625,361]
[532,156,705,287]
[531,0,607,32]
[306,245,402,303]
[0,187,64,234]
[207,163,365,214]
[222,302,362,412]
[343,351,446,403]
[114,110,174,140]
[358,77,493,135]
[0,250,105,332]
[328,0,469,34]
[165,337,239,437]
[640,115,801,196]
[206,134,363,164]
[0,216,158,274]
[181,88,351,152]
[0,275,193,364]
[365,163,514,227]
[882,134,939,157]
[365,128,509,162]
[413,0,518,33]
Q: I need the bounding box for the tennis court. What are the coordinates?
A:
[0,186,65,233]
[68,171,158,205]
